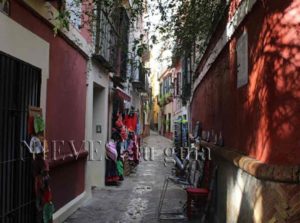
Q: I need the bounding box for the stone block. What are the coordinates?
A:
[273,166,295,182]
[275,204,288,220]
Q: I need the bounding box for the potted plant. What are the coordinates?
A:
[165,92,173,103]
[161,95,166,106]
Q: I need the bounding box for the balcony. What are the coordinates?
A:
[131,62,149,93]
[157,92,173,107]
[93,5,129,82]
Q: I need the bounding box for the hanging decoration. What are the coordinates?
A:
[28,106,54,223]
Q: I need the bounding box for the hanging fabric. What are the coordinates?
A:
[106,141,118,162]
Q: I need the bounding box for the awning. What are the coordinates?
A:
[115,87,131,102]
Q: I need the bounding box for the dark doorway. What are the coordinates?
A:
[0,51,41,223]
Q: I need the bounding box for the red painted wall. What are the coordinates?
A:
[191,0,300,165]
[10,0,87,209]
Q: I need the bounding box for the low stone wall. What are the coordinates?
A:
[201,142,300,223]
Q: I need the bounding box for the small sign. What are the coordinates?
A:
[237,31,248,88]
[96,125,101,133]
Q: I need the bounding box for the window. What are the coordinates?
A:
[178,72,181,95]
[236,31,248,88]
[66,0,82,29]
[116,7,129,79]
[0,52,41,222]
[95,3,128,72]
[182,57,191,99]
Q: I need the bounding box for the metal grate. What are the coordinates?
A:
[0,51,41,223]
[119,7,129,80]
[95,4,119,69]
[94,4,129,81]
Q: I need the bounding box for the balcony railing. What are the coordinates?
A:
[94,6,118,71]
[118,8,129,82]
[94,5,129,82]
[131,62,149,93]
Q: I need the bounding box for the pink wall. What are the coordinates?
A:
[10,0,87,209]
[191,0,300,165]
[80,0,93,43]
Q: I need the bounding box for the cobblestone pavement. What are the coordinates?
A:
[65,131,187,223]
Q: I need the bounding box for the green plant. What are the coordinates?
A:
[162,92,173,104]
[162,95,166,104]
[166,92,173,99]
[51,0,227,65]
[155,0,227,63]
[158,95,162,106]
[158,94,166,106]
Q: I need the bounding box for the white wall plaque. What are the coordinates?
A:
[236,31,248,88]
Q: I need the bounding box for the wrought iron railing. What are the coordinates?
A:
[94,5,129,81]
[131,62,149,93]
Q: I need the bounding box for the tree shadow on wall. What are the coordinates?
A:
[245,0,300,165]
[238,0,300,222]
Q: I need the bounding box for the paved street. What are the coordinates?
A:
[65,132,187,223]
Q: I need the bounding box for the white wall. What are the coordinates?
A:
[0,12,49,117]
[85,60,109,192]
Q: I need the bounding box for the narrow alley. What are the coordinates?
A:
[1,0,300,222]
[65,132,186,223]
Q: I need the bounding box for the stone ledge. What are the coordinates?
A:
[200,141,300,183]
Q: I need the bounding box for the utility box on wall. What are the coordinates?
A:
[96,125,101,133]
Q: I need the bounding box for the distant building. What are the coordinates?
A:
[172,58,189,130]
[158,68,174,139]
[149,68,160,131]
[126,2,150,138]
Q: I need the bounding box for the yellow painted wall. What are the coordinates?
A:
[150,66,160,126]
